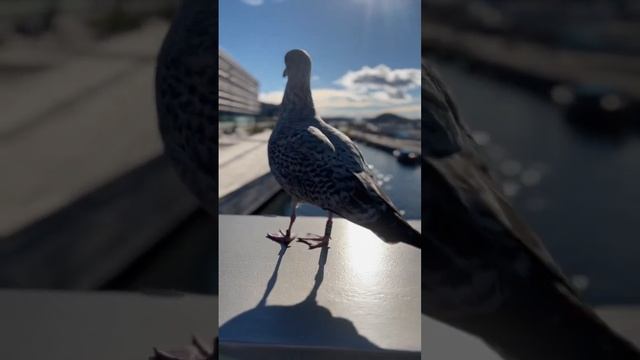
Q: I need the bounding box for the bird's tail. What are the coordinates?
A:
[367,210,421,248]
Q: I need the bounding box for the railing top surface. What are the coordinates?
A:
[218,214,421,354]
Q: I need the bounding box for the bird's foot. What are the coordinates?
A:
[266,229,295,245]
[298,234,330,249]
[151,336,215,360]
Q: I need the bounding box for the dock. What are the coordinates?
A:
[218,130,281,215]
[425,22,640,100]
[348,129,421,155]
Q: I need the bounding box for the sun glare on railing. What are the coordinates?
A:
[339,222,387,286]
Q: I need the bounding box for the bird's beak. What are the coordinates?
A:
[283,67,288,78]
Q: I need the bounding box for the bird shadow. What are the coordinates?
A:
[218,244,383,355]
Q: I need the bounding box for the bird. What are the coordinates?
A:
[421,61,640,359]
[266,49,421,249]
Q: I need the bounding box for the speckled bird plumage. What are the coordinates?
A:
[268,49,421,247]
[269,110,393,226]
[156,0,218,216]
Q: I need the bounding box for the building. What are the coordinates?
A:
[218,48,260,130]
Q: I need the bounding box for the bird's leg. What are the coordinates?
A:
[299,212,332,249]
[266,199,298,245]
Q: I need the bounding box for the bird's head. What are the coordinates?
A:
[283,49,312,80]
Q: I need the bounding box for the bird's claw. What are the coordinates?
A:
[298,234,330,249]
[266,229,296,245]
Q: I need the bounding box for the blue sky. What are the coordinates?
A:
[220,0,421,119]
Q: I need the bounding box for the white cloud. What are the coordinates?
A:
[241,0,264,6]
[335,64,420,100]
[259,91,283,104]
[260,64,421,118]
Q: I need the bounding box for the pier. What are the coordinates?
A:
[348,129,421,155]
[219,130,281,214]
[425,22,640,100]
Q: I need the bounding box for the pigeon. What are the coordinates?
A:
[267,49,421,249]
[421,61,640,359]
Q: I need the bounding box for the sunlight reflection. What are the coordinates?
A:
[353,0,410,12]
[353,0,415,32]
[338,222,387,287]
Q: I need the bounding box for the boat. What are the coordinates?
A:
[393,149,420,166]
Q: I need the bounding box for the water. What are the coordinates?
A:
[432,60,640,305]
[256,143,421,220]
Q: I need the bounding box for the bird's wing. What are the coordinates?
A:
[310,123,420,246]
[421,62,574,297]
[289,125,397,224]
[306,126,335,152]
[317,121,402,213]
